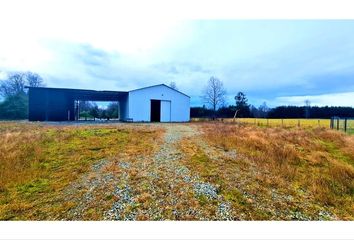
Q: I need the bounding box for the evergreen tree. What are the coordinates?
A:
[234,92,251,117]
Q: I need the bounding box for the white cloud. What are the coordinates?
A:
[274,92,354,107]
[0,1,187,69]
[1,1,354,106]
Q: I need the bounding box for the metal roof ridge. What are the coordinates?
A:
[129,84,190,98]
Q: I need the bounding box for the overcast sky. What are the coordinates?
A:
[1,2,354,107]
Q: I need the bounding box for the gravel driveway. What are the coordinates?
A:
[105,124,233,220]
[64,123,234,220]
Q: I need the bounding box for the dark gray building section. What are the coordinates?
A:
[27,87,128,121]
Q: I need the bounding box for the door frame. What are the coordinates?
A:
[150,99,161,122]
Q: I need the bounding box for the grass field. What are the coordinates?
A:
[185,122,354,220]
[192,118,331,128]
[0,121,353,220]
[0,122,161,220]
[192,118,354,135]
[235,118,330,128]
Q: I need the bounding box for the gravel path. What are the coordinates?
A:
[104,124,234,220]
[64,124,234,220]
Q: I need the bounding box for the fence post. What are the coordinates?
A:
[344,118,347,132]
[330,118,333,129]
[337,118,339,130]
[298,119,300,127]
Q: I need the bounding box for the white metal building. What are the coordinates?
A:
[120,84,190,122]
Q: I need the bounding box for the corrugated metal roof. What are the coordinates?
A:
[26,84,190,98]
[25,86,128,94]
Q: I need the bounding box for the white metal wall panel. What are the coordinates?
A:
[160,100,171,122]
[128,85,190,122]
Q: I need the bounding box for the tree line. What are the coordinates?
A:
[1,72,354,120]
[78,101,119,120]
[266,106,354,119]
[194,76,354,119]
[191,105,354,119]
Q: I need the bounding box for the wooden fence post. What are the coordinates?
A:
[298,119,300,127]
[344,118,347,132]
[337,119,340,130]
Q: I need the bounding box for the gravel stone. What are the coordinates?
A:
[318,210,335,220]
[217,202,233,220]
[193,182,218,199]
[290,211,311,221]
[92,159,108,171]
[105,185,136,220]
[118,162,130,169]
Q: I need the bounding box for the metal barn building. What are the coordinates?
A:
[27,84,190,122]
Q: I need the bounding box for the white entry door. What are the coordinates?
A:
[160,100,171,122]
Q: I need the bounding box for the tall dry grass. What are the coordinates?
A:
[199,122,354,219]
[0,122,162,220]
[0,123,45,189]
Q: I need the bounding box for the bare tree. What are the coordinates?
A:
[26,71,44,88]
[305,99,311,118]
[0,71,45,97]
[203,76,226,119]
[0,72,26,97]
[258,101,269,118]
[169,81,178,90]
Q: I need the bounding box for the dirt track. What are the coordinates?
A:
[64,124,234,220]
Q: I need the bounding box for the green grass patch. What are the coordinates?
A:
[197,195,209,206]
[191,152,209,164]
[317,140,354,167]
[16,179,50,198]
[223,189,248,206]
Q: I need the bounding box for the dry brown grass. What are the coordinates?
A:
[1,121,353,220]
[181,122,354,220]
[0,122,162,220]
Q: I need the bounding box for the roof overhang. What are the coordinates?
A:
[26,86,128,101]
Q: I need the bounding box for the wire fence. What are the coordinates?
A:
[192,118,331,128]
[192,117,354,134]
[232,118,330,128]
[330,117,354,134]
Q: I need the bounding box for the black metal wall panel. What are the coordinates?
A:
[28,87,127,121]
[28,88,46,121]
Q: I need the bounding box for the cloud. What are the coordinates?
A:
[153,62,210,75]
[38,41,157,91]
[274,92,354,107]
[1,10,354,107]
